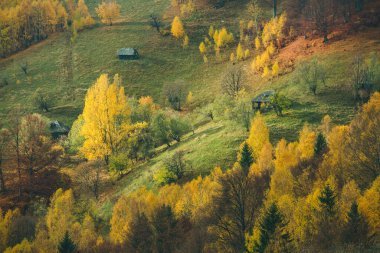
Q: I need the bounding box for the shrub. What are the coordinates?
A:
[154,151,189,185]
[0,78,8,88]
[33,89,52,112]
[109,153,130,176]
[270,93,291,116]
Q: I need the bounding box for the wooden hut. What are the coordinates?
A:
[252,90,275,110]
[117,48,139,60]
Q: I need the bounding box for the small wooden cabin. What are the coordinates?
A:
[117,48,139,60]
[252,90,275,110]
[50,120,70,139]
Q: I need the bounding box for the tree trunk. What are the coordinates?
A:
[29,167,34,189]
[273,0,277,18]
[94,166,100,200]
[0,162,5,192]
[17,150,22,197]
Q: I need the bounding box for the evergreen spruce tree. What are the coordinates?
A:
[342,201,369,245]
[314,133,327,156]
[318,184,336,216]
[240,142,254,175]
[253,203,291,253]
[152,205,180,253]
[315,184,338,249]
[127,212,154,253]
[58,231,76,253]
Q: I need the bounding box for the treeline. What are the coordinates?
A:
[0,0,94,58]
[1,91,379,252]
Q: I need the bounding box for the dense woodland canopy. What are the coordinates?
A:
[0,0,379,252]
[0,90,379,252]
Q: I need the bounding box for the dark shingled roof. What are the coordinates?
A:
[117,48,138,56]
[252,90,275,103]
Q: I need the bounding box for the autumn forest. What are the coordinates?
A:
[0,0,379,253]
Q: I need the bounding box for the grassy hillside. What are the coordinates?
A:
[0,21,219,124]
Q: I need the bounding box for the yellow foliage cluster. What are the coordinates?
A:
[199,41,207,54]
[96,0,121,26]
[4,239,32,253]
[186,91,194,105]
[272,61,279,76]
[180,0,195,16]
[110,169,222,244]
[182,34,189,48]
[252,42,279,77]
[246,112,270,159]
[110,187,160,244]
[214,27,234,49]
[261,12,287,47]
[24,188,101,252]
[0,0,75,56]
[0,209,21,252]
[171,16,185,39]
[359,176,380,235]
[236,43,244,61]
[80,74,131,161]
[199,25,234,62]
[46,188,75,247]
[73,0,95,30]
[231,43,249,63]
[138,96,154,106]
[255,36,261,50]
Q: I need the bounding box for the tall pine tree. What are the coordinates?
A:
[152,205,181,253]
[58,231,76,253]
[253,203,291,253]
[127,212,154,253]
[315,184,338,249]
[240,142,254,175]
[314,132,327,156]
[342,201,369,245]
[319,184,336,216]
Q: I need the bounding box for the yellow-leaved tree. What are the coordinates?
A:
[358,176,380,238]
[236,43,244,61]
[246,112,270,159]
[110,188,160,244]
[272,61,279,76]
[0,209,21,252]
[297,124,316,161]
[171,16,185,39]
[182,34,189,48]
[339,180,361,222]
[96,0,120,26]
[80,74,131,162]
[255,36,261,50]
[199,42,207,55]
[4,239,32,253]
[46,189,74,247]
[269,139,297,200]
[74,0,95,30]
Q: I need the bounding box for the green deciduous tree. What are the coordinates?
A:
[298,58,326,95]
[270,93,291,116]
